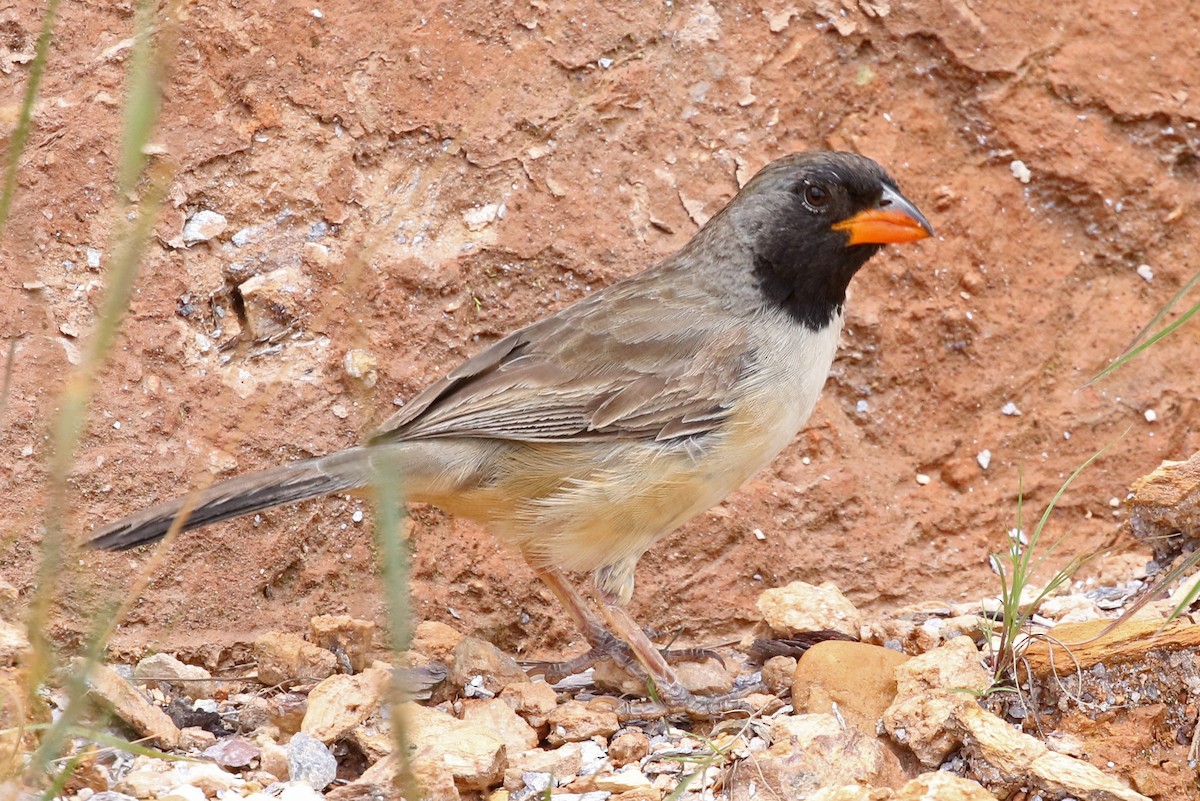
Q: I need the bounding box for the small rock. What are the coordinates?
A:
[727,713,899,799]
[757,580,863,639]
[272,782,326,801]
[760,655,797,695]
[350,713,393,765]
[202,737,261,768]
[255,632,338,687]
[255,731,291,780]
[342,350,379,390]
[463,203,501,231]
[1010,159,1032,184]
[84,662,181,749]
[546,700,619,746]
[406,701,506,791]
[608,729,650,768]
[310,615,376,674]
[182,210,228,244]
[412,620,466,662]
[894,772,995,800]
[286,732,338,791]
[792,641,909,734]
[115,757,244,798]
[302,663,391,743]
[178,726,217,752]
[449,636,529,697]
[461,698,539,754]
[504,743,582,790]
[593,767,653,793]
[237,266,310,341]
[0,620,31,667]
[499,679,558,729]
[674,657,733,694]
[134,653,217,699]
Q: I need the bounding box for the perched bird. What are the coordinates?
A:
[90,151,932,718]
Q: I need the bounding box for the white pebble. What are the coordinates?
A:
[752,528,765,540]
[86,247,102,269]
[915,473,931,485]
[1136,264,1154,282]
[310,8,323,18]
[598,57,614,69]
[1001,401,1021,416]
[855,399,869,413]
[1063,431,1071,440]
[1144,408,1157,422]
[112,421,121,429]
[1010,160,1032,184]
[352,509,364,523]
[182,210,228,244]
[976,450,992,470]
[1108,497,1121,508]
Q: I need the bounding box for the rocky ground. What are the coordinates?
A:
[4,0,1200,797]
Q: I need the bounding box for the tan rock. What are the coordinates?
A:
[892,636,991,698]
[1023,616,1200,679]
[503,742,582,790]
[255,632,338,687]
[412,620,466,663]
[310,615,377,673]
[404,701,506,791]
[350,713,394,764]
[178,726,217,752]
[302,663,391,743]
[956,702,1147,801]
[761,655,798,694]
[237,265,310,341]
[805,787,875,801]
[612,789,662,801]
[255,731,291,781]
[895,772,994,800]
[609,728,650,767]
[1127,451,1200,560]
[674,657,733,694]
[883,638,1149,801]
[343,750,461,801]
[593,768,654,793]
[449,636,528,696]
[134,652,217,699]
[461,698,539,753]
[757,581,863,639]
[793,641,908,733]
[546,700,619,746]
[729,713,899,800]
[115,756,245,798]
[499,679,558,729]
[0,620,30,668]
[84,662,181,748]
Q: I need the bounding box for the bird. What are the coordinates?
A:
[89,150,932,719]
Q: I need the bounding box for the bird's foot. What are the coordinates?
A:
[525,626,723,684]
[605,679,766,721]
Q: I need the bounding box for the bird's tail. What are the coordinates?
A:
[88,447,376,551]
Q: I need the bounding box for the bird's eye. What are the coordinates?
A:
[802,184,829,209]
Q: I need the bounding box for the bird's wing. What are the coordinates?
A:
[371,277,753,444]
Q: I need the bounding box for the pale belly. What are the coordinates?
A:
[410,313,844,601]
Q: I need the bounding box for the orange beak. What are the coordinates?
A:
[831,185,933,246]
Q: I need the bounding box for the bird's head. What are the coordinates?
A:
[724,151,933,330]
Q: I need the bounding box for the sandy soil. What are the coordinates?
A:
[2,0,1199,692]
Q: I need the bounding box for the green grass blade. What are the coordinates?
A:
[371,452,421,801]
[1087,284,1200,387]
[0,0,61,237]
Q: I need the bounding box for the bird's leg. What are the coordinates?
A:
[525,568,723,684]
[591,589,757,721]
